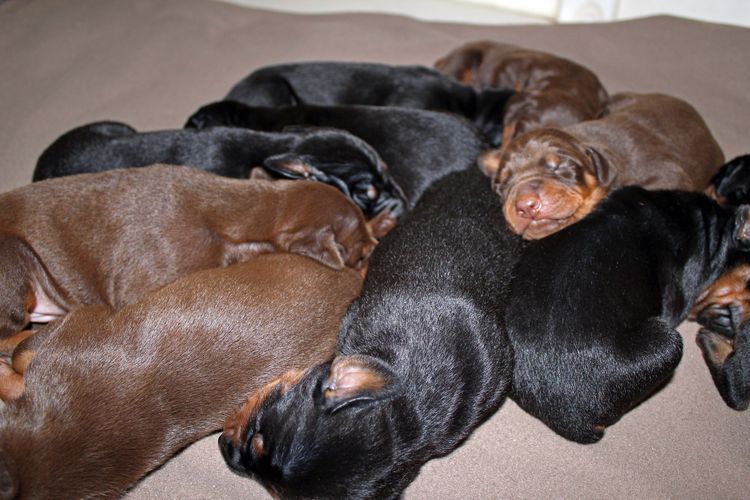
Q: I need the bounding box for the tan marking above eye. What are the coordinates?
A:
[545,153,561,169]
[251,433,265,457]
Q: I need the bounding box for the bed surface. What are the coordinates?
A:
[0,0,748,498]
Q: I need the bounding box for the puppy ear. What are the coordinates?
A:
[367,209,397,239]
[263,153,313,179]
[585,146,613,186]
[731,205,750,251]
[278,226,346,270]
[322,355,398,413]
[479,148,503,178]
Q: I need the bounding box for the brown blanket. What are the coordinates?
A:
[0,0,748,498]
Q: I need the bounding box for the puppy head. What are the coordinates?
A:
[483,128,609,239]
[730,205,750,252]
[706,155,750,207]
[220,355,402,499]
[276,182,378,272]
[263,127,406,236]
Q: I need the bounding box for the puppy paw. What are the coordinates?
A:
[694,303,742,338]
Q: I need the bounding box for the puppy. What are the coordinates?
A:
[0,252,363,498]
[691,155,750,335]
[222,61,514,144]
[484,92,725,239]
[506,186,750,443]
[186,101,488,210]
[32,122,405,225]
[434,40,609,142]
[688,155,750,410]
[218,166,522,499]
[0,164,375,338]
[696,322,750,410]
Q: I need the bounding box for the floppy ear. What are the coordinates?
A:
[277,225,346,270]
[479,148,503,178]
[731,205,750,251]
[321,355,398,413]
[585,146,613,186]
[263,153,313,179]
[367,209,397,239]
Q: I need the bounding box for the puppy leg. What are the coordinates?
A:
[697,327,750,410]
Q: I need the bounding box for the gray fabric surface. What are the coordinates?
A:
[0,0,747,498]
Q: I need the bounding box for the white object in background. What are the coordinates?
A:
[557,0,618,22]
[617,0,750,28]
[457,0,558,18]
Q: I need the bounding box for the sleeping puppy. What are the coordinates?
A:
[222,61,514,144]
[434,40,609,142]
[483,92,725,239]
[0,165,375,338]
[0,252,363,498]
[186,101,489,210]
[506,185,750,443]
[688,155,750,410]
[32,121,405,224]
[218,167,522,499]
[691,155,750,335]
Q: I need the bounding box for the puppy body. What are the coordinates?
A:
[186,102,488,210]
[506,186,750,443]
[489,92,725,239]
[223,61,514,144]
[0,165,374,337]
[434,40,609,137]
[32,123,405,222]
[218,167,521,499]
[0,253,363,498]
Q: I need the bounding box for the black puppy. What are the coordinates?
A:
[218,167,522,499]
[32,121,405,225]
[186,101,488,209]
[223,61,514,144]
[697,321,750,410]
[506,185,750,443]
[691,154,750,334]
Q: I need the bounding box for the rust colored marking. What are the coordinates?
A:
[223,369,306,447]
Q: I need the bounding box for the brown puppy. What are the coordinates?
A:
[0,252,363,498]
[483,92,725,239]
[434,40,609,142]
[0,164,375,337]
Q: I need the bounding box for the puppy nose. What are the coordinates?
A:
[515,192,542,219]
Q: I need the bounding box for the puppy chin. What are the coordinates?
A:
[518,218,574,240]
